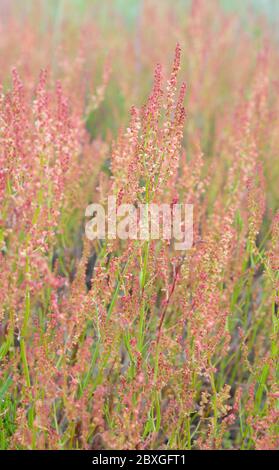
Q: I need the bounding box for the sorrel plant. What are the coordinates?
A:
[0,0,278,450]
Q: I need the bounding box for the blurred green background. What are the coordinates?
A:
[2,0,279,24]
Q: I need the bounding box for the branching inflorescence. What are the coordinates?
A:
[0,0,278,450]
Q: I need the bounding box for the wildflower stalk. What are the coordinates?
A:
[209,365,218,445]
[20,258,31,388]
[138,176,150,353]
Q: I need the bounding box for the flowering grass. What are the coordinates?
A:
[0,0,278,450]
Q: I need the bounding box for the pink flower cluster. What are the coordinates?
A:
[0,0,278,451]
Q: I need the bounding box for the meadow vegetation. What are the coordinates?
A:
[0,0,278,450]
